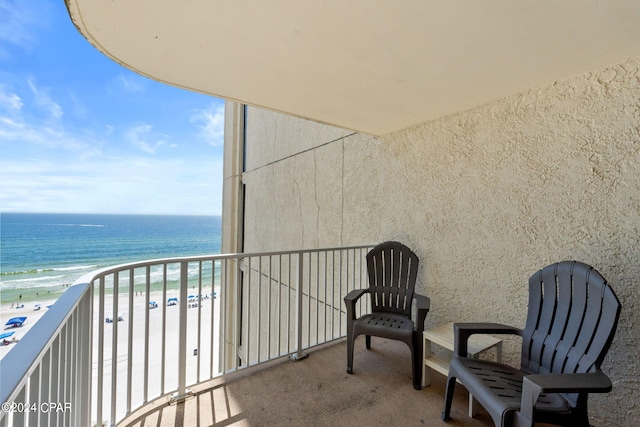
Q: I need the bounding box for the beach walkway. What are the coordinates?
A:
[119,338,496,427]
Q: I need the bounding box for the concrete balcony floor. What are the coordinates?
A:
[119,338,501,427]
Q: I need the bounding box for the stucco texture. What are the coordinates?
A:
[236,57,640,425]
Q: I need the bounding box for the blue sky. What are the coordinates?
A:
[0,1,225,216]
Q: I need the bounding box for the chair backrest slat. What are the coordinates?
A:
[367,241,418,316]
[543,263,580,373]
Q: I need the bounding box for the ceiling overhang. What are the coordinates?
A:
[65,1,640,136]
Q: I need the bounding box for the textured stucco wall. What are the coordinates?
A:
[233,57,640,425]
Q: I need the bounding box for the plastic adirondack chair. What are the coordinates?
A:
[344,241,430,390]
[442,260,621,427]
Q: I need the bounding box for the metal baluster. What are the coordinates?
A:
[126,268,134,415]
[144,266,150,404]
[110,271,119,425]
[291,252,308,361]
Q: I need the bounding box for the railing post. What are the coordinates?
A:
[170,261,194,404]
[290,252,309,361]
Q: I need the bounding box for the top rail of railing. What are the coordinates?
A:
[72,244,374,285]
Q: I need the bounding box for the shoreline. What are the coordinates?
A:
[0,285,69,308]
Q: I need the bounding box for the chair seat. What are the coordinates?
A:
[353,313,415,342]
[451,358,572,418]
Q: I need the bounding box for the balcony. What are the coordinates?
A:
[0,245,486,426]
[0,245,500,426]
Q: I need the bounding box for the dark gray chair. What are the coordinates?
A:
[344,241,430,390]
[442,260,621,427]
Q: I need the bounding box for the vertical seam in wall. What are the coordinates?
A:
[314,149,320,246]
[272,120,278,245]
[294,177,304,247]
[341,137,345,246]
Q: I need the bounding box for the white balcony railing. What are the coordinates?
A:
[0,245,373,427]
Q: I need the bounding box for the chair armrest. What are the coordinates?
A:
[453,322,522,357]
[524,370,612,395]
[344,288,368,303]
[518,370,612,425]
[414,294,430,333]
[344,288,369,320]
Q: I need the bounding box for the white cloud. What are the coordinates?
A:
[0,115,23,130]
[0,86,23,111]
[0,107,97,155]
[0,154,223,216]
[27,78,63,120]
[118,73,145,93]
[125,123,167,154]
[191,103,224,146]
[0,88,102,161]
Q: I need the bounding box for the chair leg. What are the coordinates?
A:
[346,330,354,374]
[410,346,421,390]
[569,398,591,427]
[412,335,422,390]
[442,374,457,421]
[365,335,371,349]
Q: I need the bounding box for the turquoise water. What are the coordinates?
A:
[0,213,221,304]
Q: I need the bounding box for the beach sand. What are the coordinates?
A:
[1,298,57,359]
[1,287,221,425]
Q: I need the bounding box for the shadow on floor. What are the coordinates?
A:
[121,338,494,427]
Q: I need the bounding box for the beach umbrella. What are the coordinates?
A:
[5,317,27,327]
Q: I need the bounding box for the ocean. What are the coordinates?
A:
[0,213,221,305]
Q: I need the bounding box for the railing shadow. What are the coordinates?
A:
[118,339,495,427]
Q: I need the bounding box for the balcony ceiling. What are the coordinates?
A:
[65,1,640,136]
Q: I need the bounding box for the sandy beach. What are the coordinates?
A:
[1,298,57,359]
[1,287,221,424]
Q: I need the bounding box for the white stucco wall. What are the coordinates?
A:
[224,57,640,426]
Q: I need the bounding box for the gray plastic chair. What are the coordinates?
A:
[442,260,621,427]
[344,241,430,390]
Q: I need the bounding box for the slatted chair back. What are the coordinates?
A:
[366,241,419,317]
[521,261,621,378]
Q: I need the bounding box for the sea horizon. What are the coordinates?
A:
[1,211,219,216]
[0,212,222,306]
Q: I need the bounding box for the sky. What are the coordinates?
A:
[0,1,225,216]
